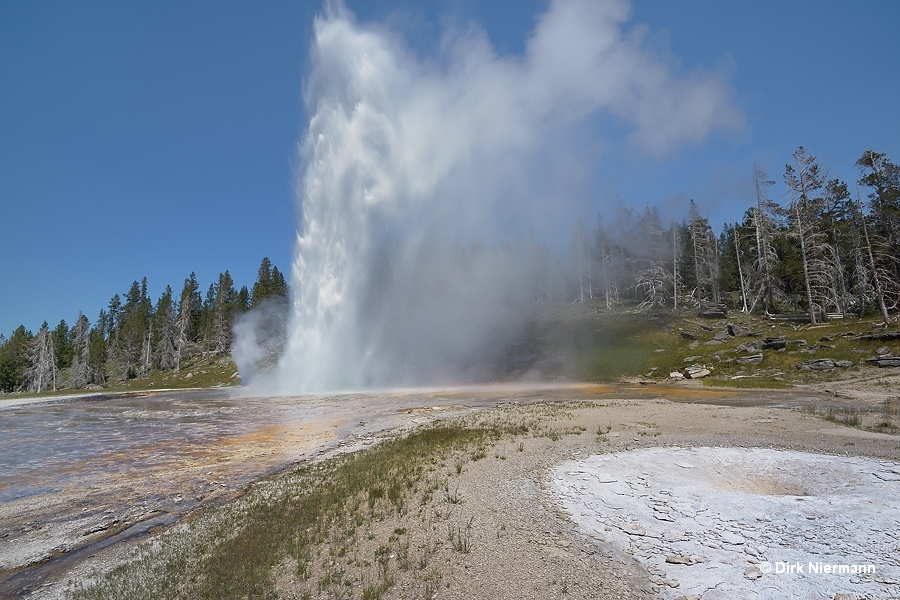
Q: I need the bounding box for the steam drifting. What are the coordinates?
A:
[257,0,741,392]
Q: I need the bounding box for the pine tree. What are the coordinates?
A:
[88,322,107,384]
[211,271,236,354]
[251,257,275,307]
[53,319,73,370]
[70,313,92,389]
[154,286,178,371]
[0,326,32,392]
[116,279,153,379]
[251,258,289,307]
[174,275,198,372]
[271,266,289,299]
[236,286,251,313]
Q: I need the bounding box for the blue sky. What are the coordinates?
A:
[1,0,898,337]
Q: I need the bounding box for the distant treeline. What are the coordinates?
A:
[0,257,288,393]
[428,147,898,326]
[574,148,899,325]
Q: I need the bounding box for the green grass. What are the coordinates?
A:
[102,355,240,391]
[702,377,792,389]
[539,301,898,387]
[533,305,672,381]
[800,399,900,435]
[67,403,592,600]
[7,355,240,400]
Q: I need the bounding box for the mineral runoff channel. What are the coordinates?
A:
[0,382,891,597]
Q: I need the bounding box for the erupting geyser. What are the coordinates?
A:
[240,0,741,393]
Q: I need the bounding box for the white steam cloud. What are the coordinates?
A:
[253,0,742,392]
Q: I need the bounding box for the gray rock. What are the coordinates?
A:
[763,336,787,350]
[835,360,853,368]
[683,365,711,379]
[736,353,763,365]
[868,357,900,368]
[859,331,900,341]
[796,358,836,370]
[876,346,891,356]
[680,330,698,340]
[726,323,756,337]
[698,304,727,318]
[713,330,730,341]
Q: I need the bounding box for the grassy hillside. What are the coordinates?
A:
[534,301,899,389]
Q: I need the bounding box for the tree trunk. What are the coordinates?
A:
[859,193,891,326]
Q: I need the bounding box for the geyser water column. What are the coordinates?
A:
[270,0,742,393]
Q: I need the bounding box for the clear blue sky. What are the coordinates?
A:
[2,0,898,337]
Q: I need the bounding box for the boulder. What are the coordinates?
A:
[876,346,891,356]
[698,304,728,319]
[680,330,698,340]
[762,336,788,350]
[726,323,752,337]
[835,360,853,368]
[735,353,763,365]
[867,357,900,368]
[796,358,835,371]
[859,331,900,342]
[683,365,711,379]
[713,330,731,341]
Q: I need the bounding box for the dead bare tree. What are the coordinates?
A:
[23,323,57,392]
[857,190,891,326]
[732,224,750,312]
[688,200,719,305]
[752,164,779,312]
[573,223,593,303]
[784,147,827,324]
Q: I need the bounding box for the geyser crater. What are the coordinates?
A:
[553,447,900,599]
